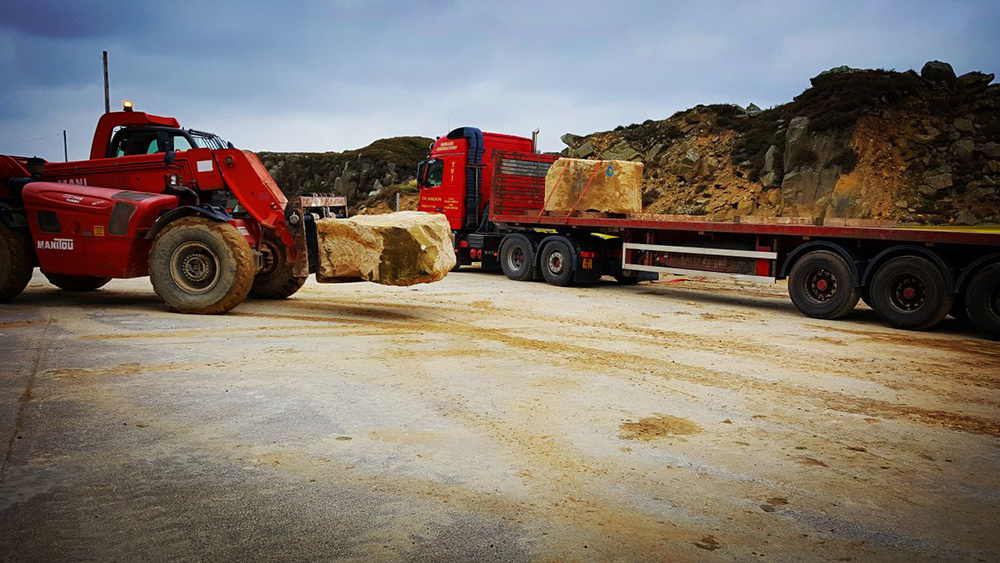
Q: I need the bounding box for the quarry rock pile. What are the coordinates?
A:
[560,61,1000,225]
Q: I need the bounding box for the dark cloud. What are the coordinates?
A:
[0,0,997,160]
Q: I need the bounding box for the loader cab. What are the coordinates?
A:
[107,126,228,158]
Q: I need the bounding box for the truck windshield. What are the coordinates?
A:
[425,159,444,188]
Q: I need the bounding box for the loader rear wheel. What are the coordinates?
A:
[788,250,860,319]
[0,223,33,303]
[44,273,111,291]
[149,217,254,314]
[249,235,306,299]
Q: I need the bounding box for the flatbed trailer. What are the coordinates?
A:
[416,129,1000,340]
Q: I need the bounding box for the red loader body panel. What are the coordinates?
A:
[22,183,178,278]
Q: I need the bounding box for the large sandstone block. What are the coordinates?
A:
[544,158,643,214]
[315,211,455,286]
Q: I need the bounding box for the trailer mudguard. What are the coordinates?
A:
[861,244,955,293]
[780,240,862,286]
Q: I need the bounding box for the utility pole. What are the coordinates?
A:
[103,51,110,114]
[63,130,68,162]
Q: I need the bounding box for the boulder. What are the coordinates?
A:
[979,142,1000,160]
[600,141,640,161]
[951,138,975,161]
[783,117,811,170]
[544,158,644,214]
[810,65,862,85]
[760,144,781,187]
[561,133,584,147]
[921,61,956,84]
[572,140,595,158]
[957,71,995,94]
[745,103,763,117]
[315,211,455,286]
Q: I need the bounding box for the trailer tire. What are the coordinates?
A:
[540,239,575,286]
[965,263,1000,340]
[499,235,535,281]
[249,234,306,299]
[44,273,111,291]
[788,250,860,319]
[869,255,952,331]
[613,272,641,285]
[0,223,33,303]
[149,217,254,314]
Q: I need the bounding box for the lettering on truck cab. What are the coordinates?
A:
[37,238,74,251]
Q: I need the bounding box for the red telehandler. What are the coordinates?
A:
[0,103,343,313]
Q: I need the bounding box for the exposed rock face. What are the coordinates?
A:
[557,62,1000,225]
[544,158,643,214]
[258,136,432,210]
[315,211,455,286]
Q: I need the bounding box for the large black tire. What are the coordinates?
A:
[499,235,535,281]
[249,234,306,299]
[613,272,641,285]
[539,239,575,286]
[44,273,111,291]
[787,250,860,319]
[869,255,952,331]
[965,263,1000,340]
[148,217,255,314]
[0,223,33,303]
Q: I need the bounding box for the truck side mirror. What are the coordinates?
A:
[164,150,176,165]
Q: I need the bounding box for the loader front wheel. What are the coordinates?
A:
[44,273,111,291]
[249,234,306,299]
[149,217,254,314]
[0,223,34,303]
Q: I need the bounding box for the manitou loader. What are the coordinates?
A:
[0,103,344,313]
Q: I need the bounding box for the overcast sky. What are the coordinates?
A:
[1,0,998,161]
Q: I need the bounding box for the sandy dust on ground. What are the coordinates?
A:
[1,269,998,562]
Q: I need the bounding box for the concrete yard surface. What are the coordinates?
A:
[1,270,998,562]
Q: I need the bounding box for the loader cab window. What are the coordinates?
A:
[111,129,163,157]
[189,130,227,150]
[172,135,193,151]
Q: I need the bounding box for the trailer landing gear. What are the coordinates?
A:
[149,217,255,314]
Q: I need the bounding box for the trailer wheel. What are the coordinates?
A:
[149,217,254,314]
[249,234,306,299]
[0,223,33,303]
[788,250,860,319]
[869,255,952,330]
[540,239,575,286]
[499,235,535,281]
[965,263,1000,340]
[613,272,641,285]
[44,273,111,291]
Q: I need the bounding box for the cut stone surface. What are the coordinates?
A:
[315,211,455,286]
[544,158,644,214]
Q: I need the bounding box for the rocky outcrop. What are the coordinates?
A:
[258,136,432,209]
[544,159,643,214]
[314,211,455,286]
[558,62,1000,225]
